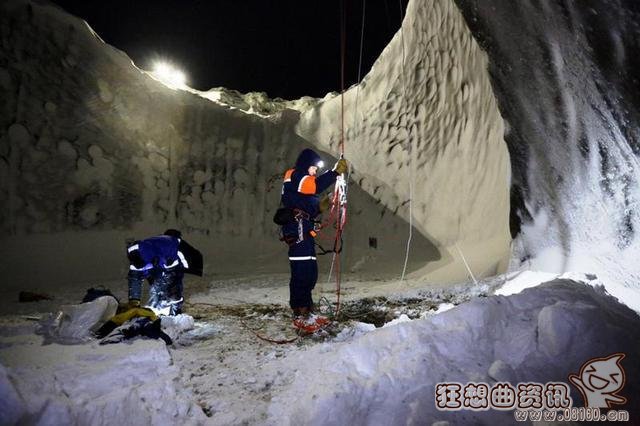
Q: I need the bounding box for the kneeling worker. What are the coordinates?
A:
[277,149,348,332]
[126,229,203,315]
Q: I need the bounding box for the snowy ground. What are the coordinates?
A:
[167,274,498,424]
[1,270,638,425]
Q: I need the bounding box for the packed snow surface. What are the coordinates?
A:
[2,275,639,425]
[266,280,640,425]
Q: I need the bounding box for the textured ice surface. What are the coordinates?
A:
[0,0,511,289]
[0,0,442,289]
[455,0,640,308]
[296,0,511,283]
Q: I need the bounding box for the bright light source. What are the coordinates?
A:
[317,161,325,168]
[151,61,187,89]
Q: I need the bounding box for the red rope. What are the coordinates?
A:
[240,320,300,344]
[333,0,348,316]
[340,0,346,156]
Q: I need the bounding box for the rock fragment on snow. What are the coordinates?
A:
[487,359,517,383]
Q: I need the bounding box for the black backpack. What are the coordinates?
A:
[273,207,295,225]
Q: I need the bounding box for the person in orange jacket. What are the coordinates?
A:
[278,149,348,332]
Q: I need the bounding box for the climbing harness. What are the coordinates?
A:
[277,208,324,247]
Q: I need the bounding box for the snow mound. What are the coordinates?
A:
[267,280,640,425]
[382,313,412,328]
[494,270,559,296]
[0,328,205,425]
[495,270,640,314]
[334,322,377,343]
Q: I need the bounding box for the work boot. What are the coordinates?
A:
[293,315,321,333]
[308,304,330,326]
[292,313,330,333]
[312,314,330,326]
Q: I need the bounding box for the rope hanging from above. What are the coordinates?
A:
[323,0,368,317]
[330,0,349,316]
[397,0,414,284]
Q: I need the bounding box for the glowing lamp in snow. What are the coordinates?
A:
[151,61,187,89]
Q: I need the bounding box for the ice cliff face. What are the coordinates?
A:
[454,1,640,297]
[14,0,635,290]
[0,0,440,288]
[0,0,306,285]
[297,0,511,282]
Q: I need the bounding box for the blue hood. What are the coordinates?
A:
[295,149,322,172]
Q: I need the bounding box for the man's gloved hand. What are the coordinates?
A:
[319,194,332,212]
[333,158,348,174]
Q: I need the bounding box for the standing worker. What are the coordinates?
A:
[126,229,203,316]
[276,149,348,332]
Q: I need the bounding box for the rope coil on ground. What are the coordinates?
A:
[240,320,300,344]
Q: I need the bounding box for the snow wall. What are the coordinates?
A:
[454,1,640,302]
[0,0,510,290]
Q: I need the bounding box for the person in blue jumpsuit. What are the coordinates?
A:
[126,229,203,316]
[280,149,348,329]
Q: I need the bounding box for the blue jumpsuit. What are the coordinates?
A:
[127,235,187,315]
[281,149,338,310]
